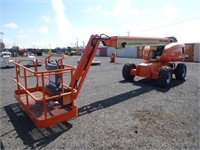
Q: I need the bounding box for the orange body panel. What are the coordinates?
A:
[131,62,162,79]
[143,43,185,63]
[143,46,151,61]
[159,43,185,62]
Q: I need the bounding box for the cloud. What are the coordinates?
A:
[101,0,139,18]
[52,0,65,16]
[72,26,115,47]
[38,26,48,33]
[4,22,18,29]
[52,0,72,46]
[17,34,27,39]
[162,4,178,23]
[85,5,103,13]
[41,15,50,22]
[163,4,178,18]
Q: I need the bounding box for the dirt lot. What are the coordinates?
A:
[0,55,199,150]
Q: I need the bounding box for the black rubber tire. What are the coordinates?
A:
[122,63,136,81]
[175,63,186,80]
[157,66,172,87]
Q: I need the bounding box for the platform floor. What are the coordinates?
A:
[19,91,70,120]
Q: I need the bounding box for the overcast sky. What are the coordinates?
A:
[1,0,200,48]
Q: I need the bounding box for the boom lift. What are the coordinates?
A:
[12,34,186,128]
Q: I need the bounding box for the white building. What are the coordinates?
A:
[96,46,137,58]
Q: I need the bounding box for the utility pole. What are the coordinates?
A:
[0,32,3,42]
[83,41,85,48]
[13,38,18,47]
[76,38,78,48]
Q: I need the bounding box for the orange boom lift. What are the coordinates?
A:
[12,34,186,128]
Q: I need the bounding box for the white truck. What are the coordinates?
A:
[0,55,14,68]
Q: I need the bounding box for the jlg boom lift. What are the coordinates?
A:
[12,34,186,128]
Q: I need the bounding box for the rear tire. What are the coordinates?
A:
[158,66,172,87]
[122,63,136,81]
[175,63,186,80]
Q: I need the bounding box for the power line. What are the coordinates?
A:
[139,16,200,33]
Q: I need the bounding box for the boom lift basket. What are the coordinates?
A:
[12,55,78,128]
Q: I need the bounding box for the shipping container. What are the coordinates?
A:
[193,43,200,62]
[99,47,107,56]
[185,44,194,62]
[185,43,200,62]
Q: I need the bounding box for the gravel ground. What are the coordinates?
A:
[0,55,199,150]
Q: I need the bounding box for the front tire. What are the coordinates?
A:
[122,63,136,81]
[175,63,186,80]
[158,66,172,87]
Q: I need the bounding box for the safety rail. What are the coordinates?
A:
[45,54,66,70]
[12,57,78,128]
